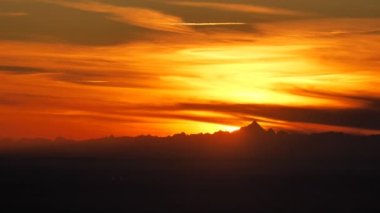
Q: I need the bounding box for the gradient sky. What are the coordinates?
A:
[1,0,380,139]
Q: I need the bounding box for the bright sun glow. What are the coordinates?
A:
[220,125,241,133]
[0,1,380,138]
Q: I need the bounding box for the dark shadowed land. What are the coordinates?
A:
[1,121,380,212]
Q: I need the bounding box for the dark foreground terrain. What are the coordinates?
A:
[1,122,380,212]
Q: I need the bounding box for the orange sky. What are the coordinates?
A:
[1,0,380,138]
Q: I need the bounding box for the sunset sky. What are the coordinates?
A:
[1,0,380,139]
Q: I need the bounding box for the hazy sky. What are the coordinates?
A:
[1,0,380,138]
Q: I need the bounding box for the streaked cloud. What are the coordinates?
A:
[0,0,380,138]
[155,101,380,132]
[0,12,28,17]
[0,65,43,74]
[168,1,309,16]
[169,22,246,26]
[41,0,193,33]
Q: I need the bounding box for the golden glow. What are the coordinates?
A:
[221,125,241,133]
[1,1,380,138]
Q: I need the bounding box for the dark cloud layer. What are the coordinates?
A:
[289,88,380,110]
[191,0,380,17]
[160,101,380,131]
[0,1,164,45]
[0,64,156,88]
[0,65,44,74]
[1,0,380,45]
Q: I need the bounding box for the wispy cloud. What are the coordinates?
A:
[0,65,43,74]
[155,101,380,131]
[0,12,28,17]
[169,22,246,26]
[168,1,308,16]
[40,0,193,33]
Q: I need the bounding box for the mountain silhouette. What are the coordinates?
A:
[1,120,380,212]
[238,120,266,136]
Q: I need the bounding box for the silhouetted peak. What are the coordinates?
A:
[247,120,263,129]
[267,128,276,136]
[239,120,266,135]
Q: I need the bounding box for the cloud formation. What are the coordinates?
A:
[169,22,246,26]
[159,101,380,131]
[42,0,192,33]
[0,65,44,74]
[169,1,308,16]
[0,12,28,17]
[0,0,380,138]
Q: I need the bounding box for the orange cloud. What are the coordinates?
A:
[169,22,246,26]
[41,0,193,33]
[0,12,28,17]
[1,11,380,138]
[169,1,309,16]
